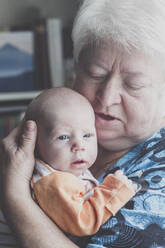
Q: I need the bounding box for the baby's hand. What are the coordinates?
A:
[114,170,138,192]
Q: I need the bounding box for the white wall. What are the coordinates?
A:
[0,0,78,28]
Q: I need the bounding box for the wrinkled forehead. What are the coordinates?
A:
[77,40,165,78]
[78,40,123,62]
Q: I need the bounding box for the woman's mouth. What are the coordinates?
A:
[95,112,121,128]
[96,112,116,121]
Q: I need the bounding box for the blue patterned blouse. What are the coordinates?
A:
[76,127,165,248]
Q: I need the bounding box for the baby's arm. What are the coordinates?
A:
[32,170,136,236]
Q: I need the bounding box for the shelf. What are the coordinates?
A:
[0,91,42,102]
[0,105,27,113]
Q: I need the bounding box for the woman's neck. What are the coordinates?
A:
[90,145,130,178]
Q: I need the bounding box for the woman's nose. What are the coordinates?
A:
[96,74,122,107]
[71,142,85,153]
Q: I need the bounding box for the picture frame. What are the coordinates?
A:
[0,31,36,93]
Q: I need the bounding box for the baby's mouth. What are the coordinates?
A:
[72,160,85,164]
[71,160,87,169]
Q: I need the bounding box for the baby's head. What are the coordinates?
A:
[25,87,97,176]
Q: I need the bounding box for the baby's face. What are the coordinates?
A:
[37,99,97,176]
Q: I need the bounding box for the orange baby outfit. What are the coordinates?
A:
[31,160,135,236]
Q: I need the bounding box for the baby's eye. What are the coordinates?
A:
[83,133,91,138]
[58,135,69,140]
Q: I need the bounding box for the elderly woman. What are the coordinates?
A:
[1,0,165,247]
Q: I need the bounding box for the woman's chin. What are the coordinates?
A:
[97,130,134,152]
[96,127,123,141]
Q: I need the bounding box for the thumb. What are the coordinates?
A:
[20,120,37,155]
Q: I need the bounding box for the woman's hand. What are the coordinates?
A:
[0,120,37,203]
[0,121,78,248]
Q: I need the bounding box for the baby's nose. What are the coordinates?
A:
[71,143,85,153]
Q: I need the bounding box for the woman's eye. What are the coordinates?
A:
[125,81,143,91]
[89,73,106,81]
[86,69,107,82]
[58,135,69,140]
[84,133,91,138]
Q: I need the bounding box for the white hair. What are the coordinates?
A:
[72,0,165,61]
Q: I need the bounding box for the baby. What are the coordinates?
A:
[25,87,136,236]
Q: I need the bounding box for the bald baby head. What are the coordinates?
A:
[25,87,95,124]
[25,87,97,174]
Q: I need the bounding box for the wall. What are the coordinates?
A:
[0,0,78,28]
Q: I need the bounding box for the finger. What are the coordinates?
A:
[115,173,127,181]
[19,120,37,155]
[0,125,21,152]
[114,170,123,177]
[135,184,142,192]
[125,179,137,191]
[126,179,133,186]
[122,175,129,183]
[132,183,138,191]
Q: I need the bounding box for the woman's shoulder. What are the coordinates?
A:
[99,126,165,181]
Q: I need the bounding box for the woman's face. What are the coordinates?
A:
[75,42,165,152]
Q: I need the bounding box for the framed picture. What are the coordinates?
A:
[0,31,35,93]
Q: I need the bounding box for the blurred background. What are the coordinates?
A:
[0,0,79,139]
[0,0,78,28]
